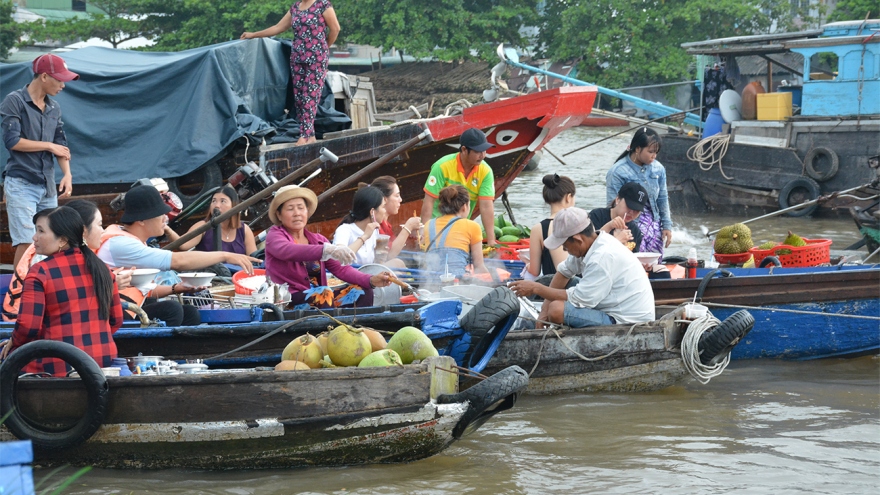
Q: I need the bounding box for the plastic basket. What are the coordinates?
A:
[748,238,831,267]
[232,269,266,295]
[713,252,753,264]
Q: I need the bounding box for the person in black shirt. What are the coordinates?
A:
[589,181,647,252]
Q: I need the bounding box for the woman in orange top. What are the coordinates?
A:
[420,185,488,276]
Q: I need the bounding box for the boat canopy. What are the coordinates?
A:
[0,38,351,185]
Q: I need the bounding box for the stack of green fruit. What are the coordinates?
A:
[755,231,806,255]
[489,213,531,243]
[714,223,754,254]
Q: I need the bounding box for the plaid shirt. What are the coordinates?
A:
[11,248,123,376]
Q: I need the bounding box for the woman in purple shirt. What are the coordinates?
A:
[265,185,391,308]
[241,1,341,147]
[177,186,257,255]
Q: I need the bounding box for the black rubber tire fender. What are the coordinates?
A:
[804,147,839,182]
[459,286,520,369]
[436,365,528,438]
[779,177,820,217]
[167,163,223,208]
[695,268,735,302]
[524,150,542,172]
[0,341,109,450]
[758,256,782,268]
[698,310,755,366]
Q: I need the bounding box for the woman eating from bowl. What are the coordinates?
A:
[264,185,392,308]
[369,175,423,255]
[176,186,258,255]
[333,186,408,269]
[420,185,488,277]
[9,206,123,377]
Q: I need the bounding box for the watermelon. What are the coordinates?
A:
[498,235,520,243]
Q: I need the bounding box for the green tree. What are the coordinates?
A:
[0,0,21,60]
[827,0,880,22]
[22,0,164,48]
[537,0,798,89]
[337,0,539,61]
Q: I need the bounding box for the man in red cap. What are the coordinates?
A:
[2,53,80,268]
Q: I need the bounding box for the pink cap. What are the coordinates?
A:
[543,207,592,251]
[32,54,79,82]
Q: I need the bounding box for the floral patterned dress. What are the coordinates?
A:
[290,0,332,138]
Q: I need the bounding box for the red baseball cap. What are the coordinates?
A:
[32,54,79,82]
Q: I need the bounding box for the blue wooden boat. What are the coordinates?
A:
[652,264,880,360]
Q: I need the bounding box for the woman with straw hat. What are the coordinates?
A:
[265,185,392,308]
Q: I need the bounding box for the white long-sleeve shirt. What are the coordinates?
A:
[556,232,655,324]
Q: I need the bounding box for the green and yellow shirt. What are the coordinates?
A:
[423,153,495,218]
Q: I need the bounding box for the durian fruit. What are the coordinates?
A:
[714,223,754,254]
[777,248,793,255]
[783,231,807,247]
[757,241,778,250]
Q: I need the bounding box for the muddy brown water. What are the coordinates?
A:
[43,127,880,493]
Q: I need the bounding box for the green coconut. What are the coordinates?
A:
[275,360,310,371]
[387,326,438,364]
[281,334,316,362]
[327,324,372,367]
[358,349,403,368]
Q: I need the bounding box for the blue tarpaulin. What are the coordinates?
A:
[0,38,350,186]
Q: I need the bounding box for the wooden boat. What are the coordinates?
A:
[653,264,880,360]
[0,341,528,469]
[455,287,753,394]
[0,85,597,260]
[662,20,880,217]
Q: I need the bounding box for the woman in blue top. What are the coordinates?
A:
[605,127,673,255]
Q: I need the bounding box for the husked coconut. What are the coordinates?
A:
[281,334,316,362]
[358,349,403,367]
[327,324,372,366]
[275,360,311,371]
[387,326,438,364]
[361,328,387,352]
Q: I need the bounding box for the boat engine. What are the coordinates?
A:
[109,178,183,221]
[227,161,277,201]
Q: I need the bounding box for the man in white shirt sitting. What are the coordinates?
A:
[508,207,654,328]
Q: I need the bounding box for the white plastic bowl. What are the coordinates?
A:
[129,268,160,287]
[634,252,661,266]
[178,272,214,287]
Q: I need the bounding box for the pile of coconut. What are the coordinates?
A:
[276,324,438,370]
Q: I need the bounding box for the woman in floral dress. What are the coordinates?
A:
[241,1,341,146]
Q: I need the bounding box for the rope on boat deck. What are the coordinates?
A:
[690,302,880,321]
[516,316,645,377]
[687,134,734,180]
[679,314,730,384]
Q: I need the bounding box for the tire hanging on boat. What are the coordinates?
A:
[779,177,820,217]
[804,147,839,182]
[459,286,520,369]
[695,268,735,302]
[167,163,223,208]
[0,341,109,450]
[697,310,755,366]
[436,365,528,438]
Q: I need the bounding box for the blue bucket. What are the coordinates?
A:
[703,108,724,138]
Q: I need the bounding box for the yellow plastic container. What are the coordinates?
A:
[757,92,793,120]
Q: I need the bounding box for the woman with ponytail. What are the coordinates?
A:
[605,127,673,255]
[10,206,123,377]
[526,174,577,278]
[333,186,408,268]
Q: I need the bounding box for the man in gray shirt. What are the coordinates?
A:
[2,53,79,268]
[509,207,654,327]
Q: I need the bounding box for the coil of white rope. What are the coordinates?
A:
[679,313,730,384]
[687,134,734,180]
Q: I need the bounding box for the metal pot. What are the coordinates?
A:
[357,263,401,306]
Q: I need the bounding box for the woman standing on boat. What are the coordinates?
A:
[525,174,576,279]
[265,185,391,308]
[241,1,341,146]
[421,185,488,277]
[605,127,673,255]
[9,206,123,377]
[175,186,257,255]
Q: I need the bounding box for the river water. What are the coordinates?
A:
[49,127,879,494]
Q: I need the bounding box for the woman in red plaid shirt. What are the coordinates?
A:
[10,206,123,376]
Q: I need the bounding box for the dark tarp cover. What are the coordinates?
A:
[0,38,350,186]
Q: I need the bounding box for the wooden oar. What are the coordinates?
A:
[163,148,339,251]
